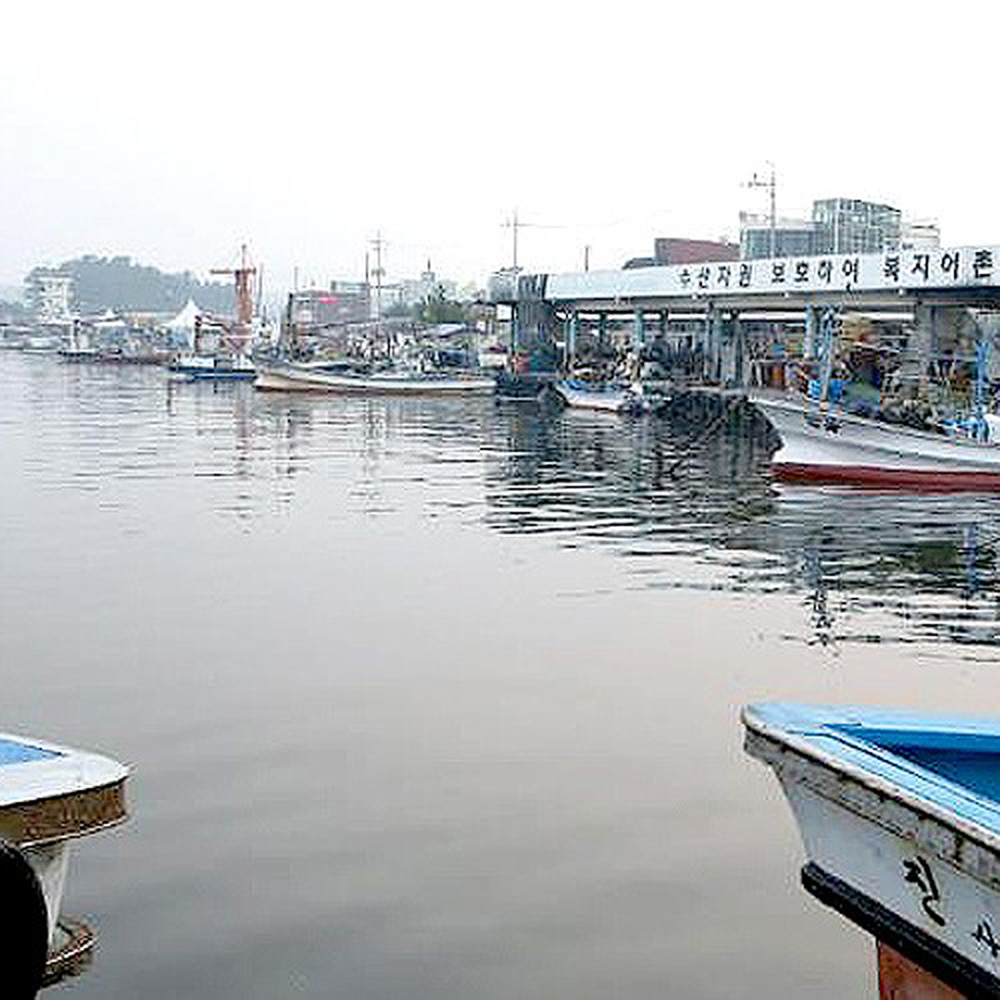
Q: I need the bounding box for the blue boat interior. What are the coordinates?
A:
[832,725,1000,804]
[0,739,61,766]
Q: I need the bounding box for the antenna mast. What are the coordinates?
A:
[502,210,523,271]
[745,165,777,258]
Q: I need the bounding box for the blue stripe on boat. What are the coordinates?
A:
[747,703,1000,836]
[0,740,61,766]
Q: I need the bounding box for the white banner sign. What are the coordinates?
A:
[545,245,1000,302]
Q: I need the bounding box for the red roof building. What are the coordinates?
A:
[653,237,739,265]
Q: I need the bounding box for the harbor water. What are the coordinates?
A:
[4,353,1000,998]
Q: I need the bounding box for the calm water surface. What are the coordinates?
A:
[3,353,1000,998]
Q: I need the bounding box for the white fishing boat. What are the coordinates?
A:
[0,731,129,994]
[58,321,99,361]
[551,378,658,414]
[169,352,256,381]
[254,360,495,395]
[744,702,1000,997]
[751,389,1000,490]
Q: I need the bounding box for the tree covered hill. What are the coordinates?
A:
[28,255,235,315]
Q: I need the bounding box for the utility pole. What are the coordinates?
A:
[746,164,777,258]
[500,210,554,271]
[584,245,591,272]
[501,209,520,271]
[502,209,532,271]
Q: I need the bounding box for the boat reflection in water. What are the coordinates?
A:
[154,378,1000,652]
[483,399,1000,651]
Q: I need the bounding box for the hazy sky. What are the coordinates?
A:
[1,1,995,294]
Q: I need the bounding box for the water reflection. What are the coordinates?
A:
[483,401,1000,651]
[10,352,999,650]
[155,380,1000,651]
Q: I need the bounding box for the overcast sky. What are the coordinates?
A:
[1,1,995,294]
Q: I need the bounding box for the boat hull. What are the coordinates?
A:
[58,350,101,361]
[751,392,1000,490]
[744,704,1000,996]
[170,366,256,381]
[552,379,654,414]
[789,785,1000,991]
[255,363,496,395]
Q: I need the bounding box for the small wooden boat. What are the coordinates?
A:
[254,361,496,395]
[751,389,1000,490]
[743,702,1000,997]
[551,378,660,415]
[0,731,128,995]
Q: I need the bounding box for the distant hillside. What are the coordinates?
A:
[27,255,235,315]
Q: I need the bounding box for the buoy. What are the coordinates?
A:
[0,840,48,999]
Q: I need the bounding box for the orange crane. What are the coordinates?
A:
[210,244,257,351]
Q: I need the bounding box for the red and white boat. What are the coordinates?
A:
[751,389,1000,491]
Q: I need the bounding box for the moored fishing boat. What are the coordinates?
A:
[58,321,99,361]
[743,702,1000,997]
[0,731,129,994]
[551,378,661,415]
[168,352,256,381]
[254,360,495,395]
[751,389,1000,490]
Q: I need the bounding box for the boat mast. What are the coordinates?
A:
[975,336,990,439]
[371,232,386,362]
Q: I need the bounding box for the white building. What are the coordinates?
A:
[25,270,74,323]
[398,262,457,309]
[900,219,941,250]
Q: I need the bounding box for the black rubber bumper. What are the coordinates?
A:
[802,862,1000,999]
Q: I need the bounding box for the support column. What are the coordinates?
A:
[720,312,743,387]
[657,309,669,378]
[632,309,645,351]
[909,303,935,395]
[711,306,724,383]
[804,305,818,361]
[566,311,578,373]
[510,303,520,368]
[598,312,608,373]
[733,313,745,388]
[703,305,725,384]
[702,306,714,382]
